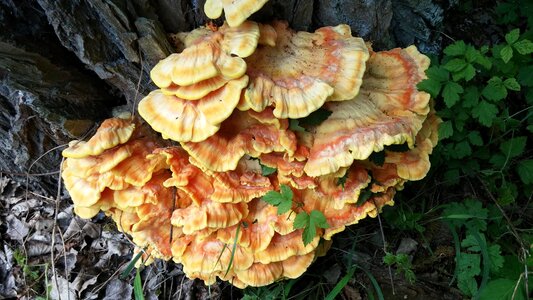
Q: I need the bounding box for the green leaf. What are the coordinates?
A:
[438,120,454,140]
[444,58,468,72]
[472,100,498,127]
[500,45,513,63]
[505,28,520,44]
[513,39,533,55]
[462,86,480,108]
[296,209,329,246]
[517,160,533,184]
[262,184,294,215]
[357,190,373,206]
[487,245,504,273]
[479,279,525,300]
[289,119,305,132]
[134,268,145,300]
[452,64,476,81]
[518,65,533,86]
[457,253,481,296]
[302,224,317,246]
[503,78,521,91]
[417,78,442,98]
[489,153,507,169]
[468,131,483,146]
[120,251,144,280]
[442,81,464,107]
[298,108,332,126]
[293,212,309,230]
[444,40,467,56]
[474,54,492,70]
[426,66,450,82]
[453,140,472,159]
[499,136,527,158]
[464,46,480,63]
[310,210,329,229]
[260,164,277,176]
[482,77,507,101]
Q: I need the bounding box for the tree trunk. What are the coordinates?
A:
[0,0,445,193]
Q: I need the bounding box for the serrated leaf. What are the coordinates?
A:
[503,78,521,91]
[293,212,309,230]
[464,46,480,63]
[472,100,498,127]
[482,77,507,101]
[517,160,533,184]
[453,140,472,159]
[500,136,527,158]
[444,58,468,72]
[497,183,516,205]
[417,78,442,98]
[457,253,481,296]
[487,245,504,273]
[426,66,450,82]
[310,210,329,229]
[438,120,454,140]
[513,39,533,55]
[299,108,332,126]
[444,40,467,56]
[452,64,476,81]
[443,81,464,107]
[489,153,507,169]
[468,131,483,146]
[505,28,520,44]
[302,224,316,246]
[474,54,492,70]
[262,184,294,215]
[462,86,480,108]
[500,45,513,63]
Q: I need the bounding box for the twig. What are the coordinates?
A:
[50,157,66,300]
[374,205,395,295]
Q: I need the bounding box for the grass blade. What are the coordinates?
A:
[224,223,241,277]
[325,266,356,300]
[120,251,144,280]
[134,268,145,300]
[361,268,385,300]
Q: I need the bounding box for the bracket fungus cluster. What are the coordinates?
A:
[62,11,440,288]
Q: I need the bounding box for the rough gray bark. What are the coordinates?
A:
[0,0,445,192]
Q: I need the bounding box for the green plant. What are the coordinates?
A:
[262,184,330,245]
[441,199,532,299]
[383,252,416,284]
[418,27,533,204]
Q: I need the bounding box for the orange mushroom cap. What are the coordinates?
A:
[181,235,254,274]
[241,21,369,118]
[138,76,249,143]
[359,46,431,116]
[216,199,277,252]
[182,109,297,172]
[204,0,269,28]
[304,98,425,177]
[62,117,135,158]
